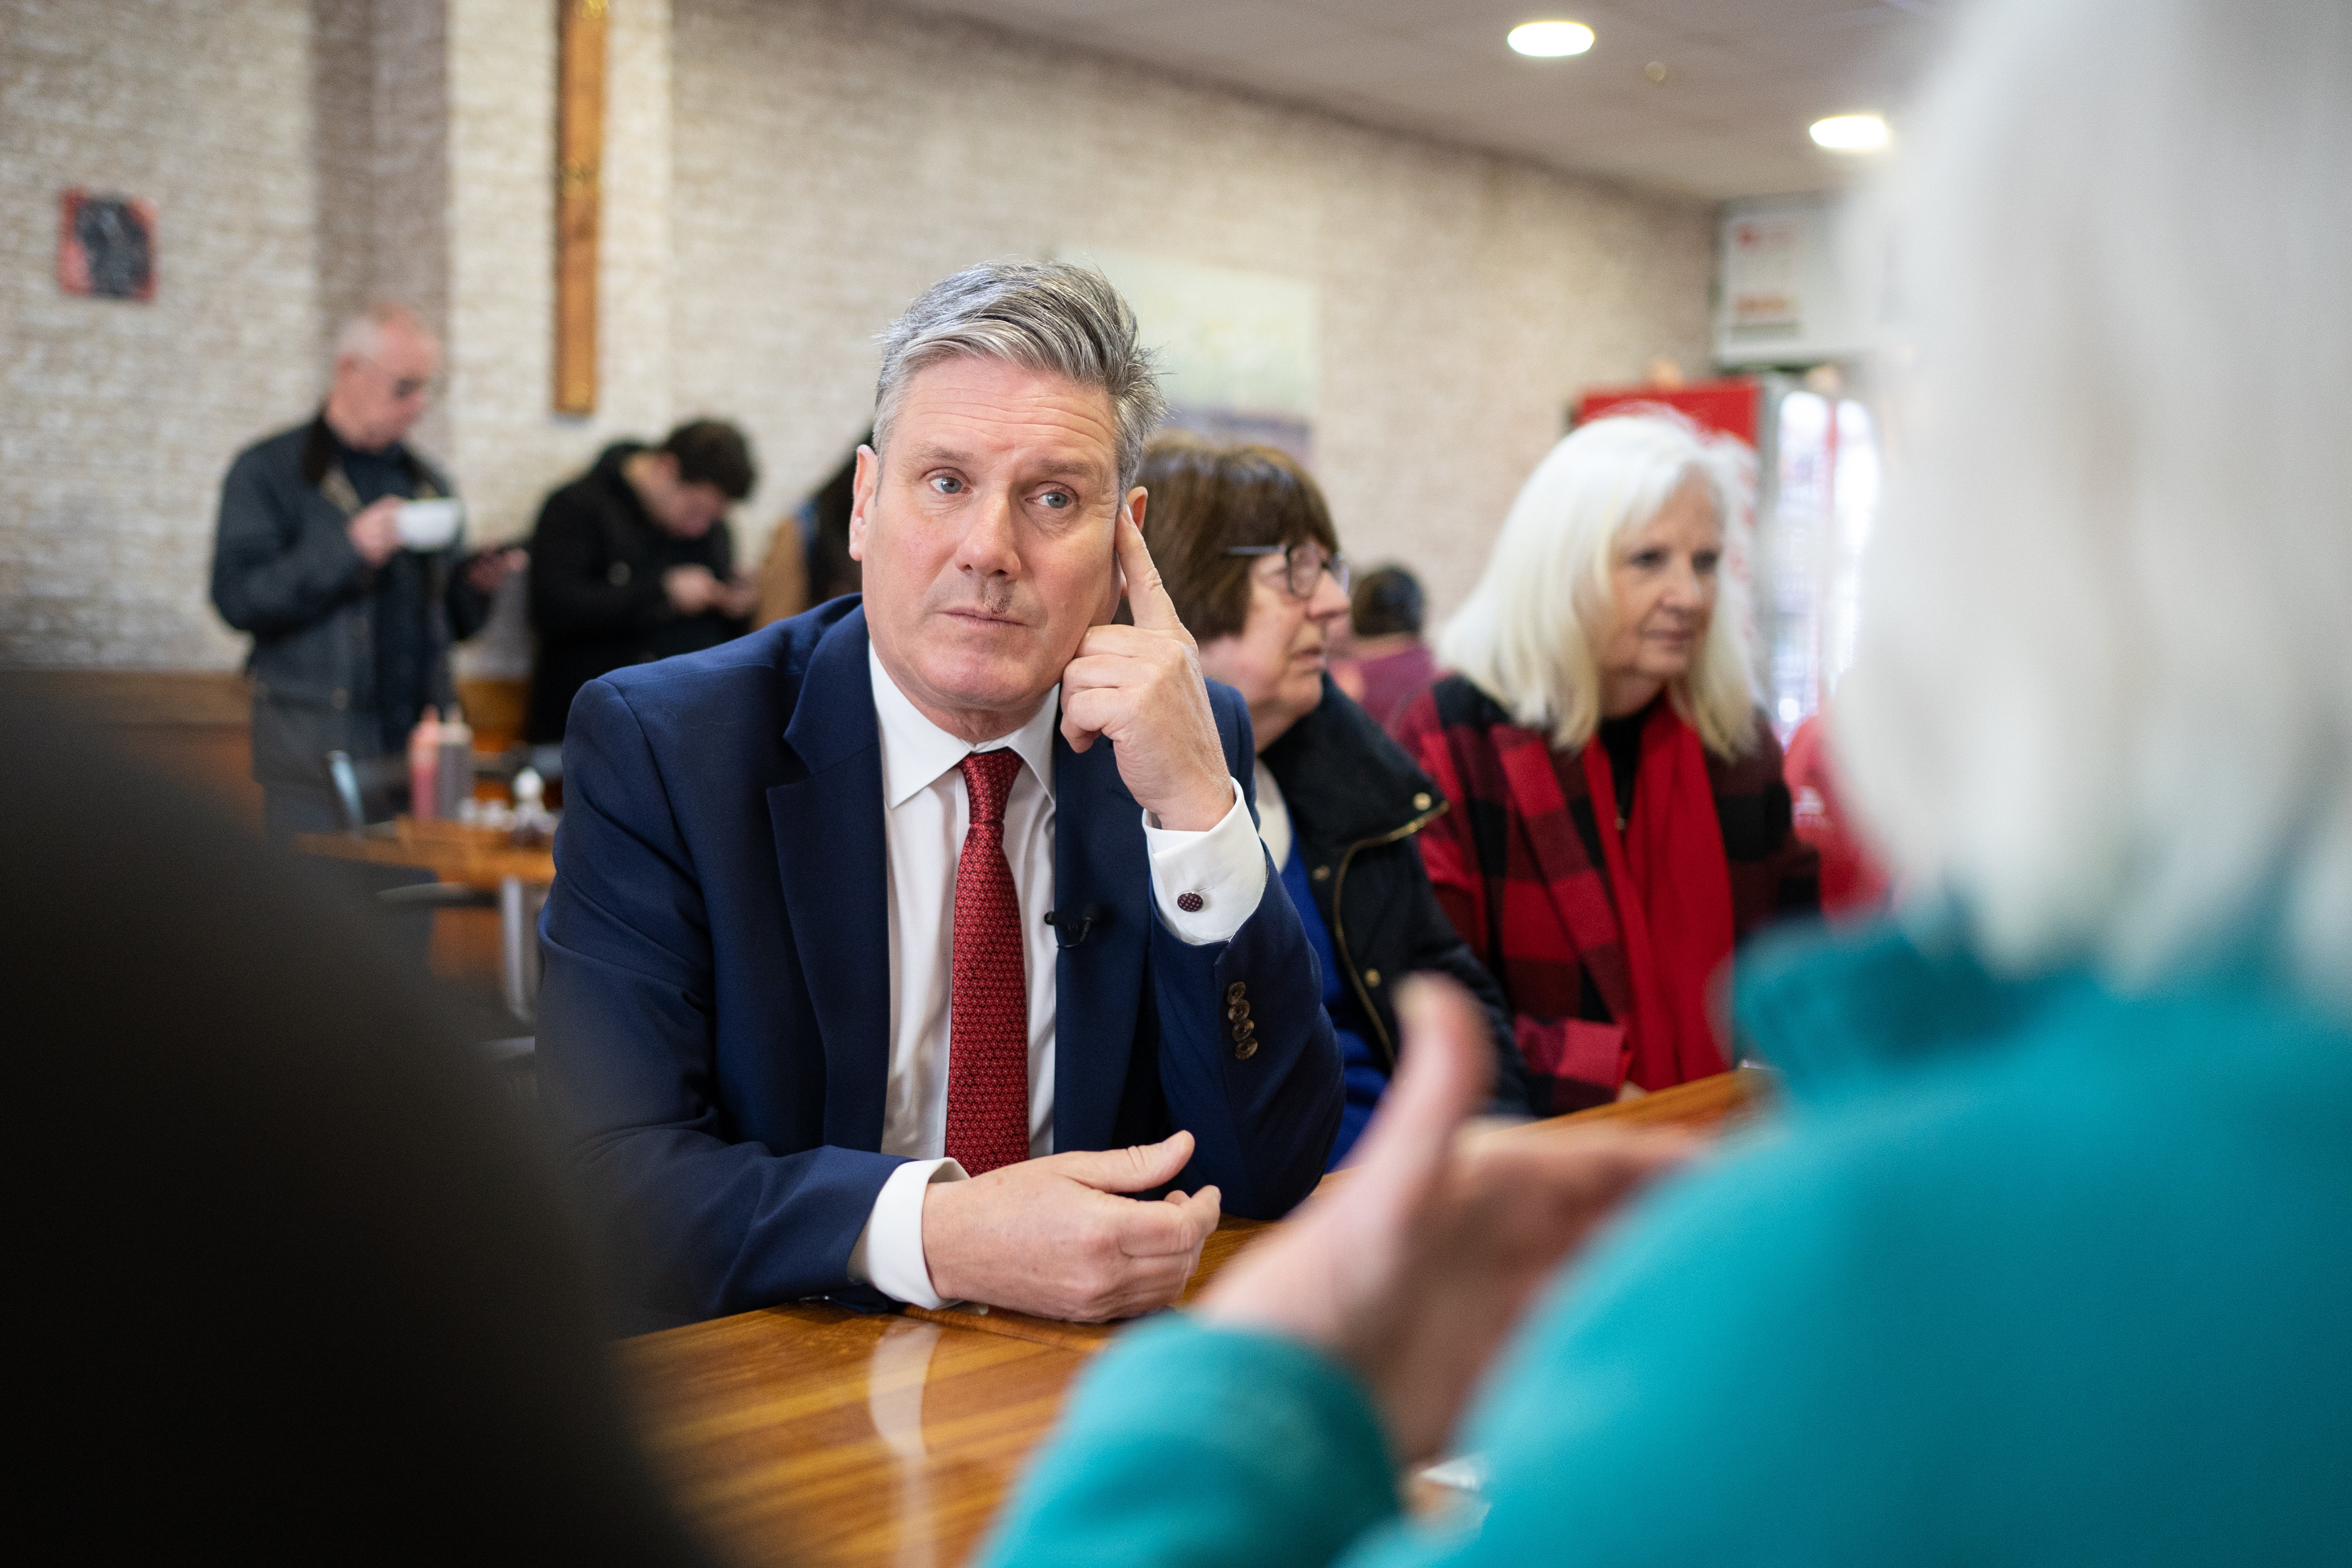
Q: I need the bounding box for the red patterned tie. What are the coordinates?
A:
[945,748,1031,1175]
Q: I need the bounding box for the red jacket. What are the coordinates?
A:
[1394,675,1818,1112]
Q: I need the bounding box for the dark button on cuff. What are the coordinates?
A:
[1225,981,1246,1003]
[1234,1037,1259,1061]
[1176,890,1204,914]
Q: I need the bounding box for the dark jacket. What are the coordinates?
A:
[1395,674,1819,1114]
[1259,675,1529,1113]
[211,415,489,787]
[525,442,748,742]
[537,601,1343,1329]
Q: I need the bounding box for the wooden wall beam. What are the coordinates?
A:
[554,0,608,416]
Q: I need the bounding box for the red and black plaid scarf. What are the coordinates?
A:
[1579,705,1734,1089]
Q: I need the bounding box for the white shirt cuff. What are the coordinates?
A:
[1142,775,1269,946]
[845,1156,968,1309]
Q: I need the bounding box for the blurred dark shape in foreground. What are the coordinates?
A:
[7,684,719,1566]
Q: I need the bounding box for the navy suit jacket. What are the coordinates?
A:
[539,599,1343,1329]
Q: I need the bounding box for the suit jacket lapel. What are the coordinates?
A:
[1051,721,1148,1154]
[1492,722,1637,1026]
[766,607,893,1151]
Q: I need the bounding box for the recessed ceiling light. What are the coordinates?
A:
[1508,21,1595,58]
[1810,113,1891,151]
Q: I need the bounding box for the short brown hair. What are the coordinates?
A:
[1136,435,1340,643]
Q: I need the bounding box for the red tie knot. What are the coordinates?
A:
[960,748,1022,827]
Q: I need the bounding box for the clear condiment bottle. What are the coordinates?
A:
[437,707,474,821]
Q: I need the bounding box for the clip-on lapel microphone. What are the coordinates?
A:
[1043,903,1112,949]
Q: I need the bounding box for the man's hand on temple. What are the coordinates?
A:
[347,497,403,567]
[1198,977,1695,1462]
[922,1130,1223,1321]
[1060,516,1233,833]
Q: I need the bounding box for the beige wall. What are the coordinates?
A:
[671,0,1716,621]
[0,0,1713,671]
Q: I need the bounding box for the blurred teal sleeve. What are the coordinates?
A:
[976,1316,1401,1568]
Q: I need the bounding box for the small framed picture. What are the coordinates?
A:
[58,189,157,301]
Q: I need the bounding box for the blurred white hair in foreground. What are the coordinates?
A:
[1841,0,2352,1001]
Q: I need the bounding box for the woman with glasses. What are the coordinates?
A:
[1136,436,1529,1163]
[1392,410,1817,1113]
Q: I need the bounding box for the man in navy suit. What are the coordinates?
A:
[540,262,1343,1330]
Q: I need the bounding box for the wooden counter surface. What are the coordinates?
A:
[618,1069,1766,1568]
[292,817,556,888]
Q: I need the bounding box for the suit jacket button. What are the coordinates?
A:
[1412,792,1431,811]
[1311,865,1330,882]
[1364,968,1382,987]
[1227,1002,1250,1023]
[1232,1018,1255,1043]
[1225,981,1246,1004]
[1234,1036,1259,1061]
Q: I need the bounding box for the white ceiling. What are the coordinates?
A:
[894,0,1957,201]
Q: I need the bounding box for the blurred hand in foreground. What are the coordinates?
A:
[1198,976,1695,1461]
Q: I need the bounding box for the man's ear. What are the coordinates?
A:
[848,444,878,562]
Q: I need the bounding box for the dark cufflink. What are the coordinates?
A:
[1176,891,1205,913]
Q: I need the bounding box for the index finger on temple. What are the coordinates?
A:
[1115,514,1184,633]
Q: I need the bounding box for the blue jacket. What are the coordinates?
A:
[538,599,1342,1329]
[984,920,2352,1566]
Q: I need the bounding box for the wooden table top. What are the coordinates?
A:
[617,1069,1765,1568]
[292,816,556,887]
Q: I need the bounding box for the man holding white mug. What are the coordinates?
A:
[210,302,523,836]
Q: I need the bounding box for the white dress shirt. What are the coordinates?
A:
[846,645,1269,1307]
[1253,757,1294,871]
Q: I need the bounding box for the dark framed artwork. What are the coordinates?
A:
[58,189,157,301]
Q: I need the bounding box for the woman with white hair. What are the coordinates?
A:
[979,0,2352,1563]
[1389,411,1816,1113]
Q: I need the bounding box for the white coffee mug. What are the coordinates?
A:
[396,497,465,551]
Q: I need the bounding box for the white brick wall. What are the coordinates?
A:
[0,0,318,669]
[669,0,1716,625]
[0,0,1714,670]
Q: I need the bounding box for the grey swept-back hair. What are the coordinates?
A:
[872,260,1167,493]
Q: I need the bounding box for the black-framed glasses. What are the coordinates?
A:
[1224,543,1350,600]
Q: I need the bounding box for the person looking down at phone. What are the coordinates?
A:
[210,301,524,836]
[524,419,762,744]
[538,261,1343,1331]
